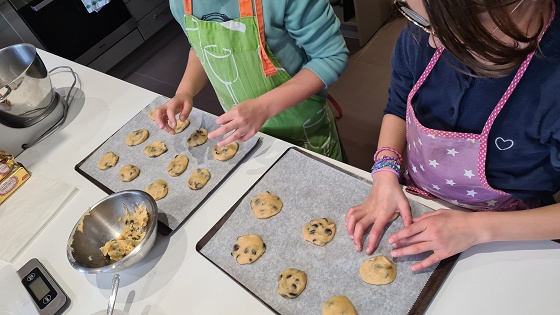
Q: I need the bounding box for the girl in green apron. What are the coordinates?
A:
[154,0,348,161]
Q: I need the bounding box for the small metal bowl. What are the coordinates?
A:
[67,190,158,274]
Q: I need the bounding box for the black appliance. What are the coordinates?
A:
[8,0,136,65]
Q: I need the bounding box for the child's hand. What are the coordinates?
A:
[154,94,194,134]
[388,209,479,271]
[346,171,412,255]
[208,97,270,147]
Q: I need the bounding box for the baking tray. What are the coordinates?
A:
[197,147,458,314]
[76,96,260,235]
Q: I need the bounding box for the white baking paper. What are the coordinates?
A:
[0,175,77,262]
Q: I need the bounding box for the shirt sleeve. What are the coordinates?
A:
[283,0,349,87]
[383,27,417,120]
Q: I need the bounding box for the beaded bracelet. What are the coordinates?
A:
[374,147,403,164]
[371,160,401,174]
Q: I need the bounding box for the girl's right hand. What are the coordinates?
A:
[345,171,412,255]
[154,94,194,134]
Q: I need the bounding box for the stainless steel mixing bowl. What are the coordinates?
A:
[67,190,158,274]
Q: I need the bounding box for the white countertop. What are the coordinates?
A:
[5,50,560,315]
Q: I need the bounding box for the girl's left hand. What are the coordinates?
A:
[208,97,269,147]
[388,209,481,271]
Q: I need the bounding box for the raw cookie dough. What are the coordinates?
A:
[148,108,156,120]
[99,204,149,261]
[212,142,239,161]
[359,255,397,285]
[277,268,307,299]
[187,128,208,147]
[231,234,266,264]
[167,154,189,177]
[170,118,190,134]
[302,217,336,246]
[144,141,168,157]
[126,129,149,146]
[97,152,119,170]
[146,179,168,200]
[250,192,283,219]
[187,168,211,190]
[322,296,357,315]
[119,165,140,182]
[390,212,399,222]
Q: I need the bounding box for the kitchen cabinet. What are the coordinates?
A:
[126,0,174,40]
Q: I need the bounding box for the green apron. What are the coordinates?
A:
[183,0,345,161]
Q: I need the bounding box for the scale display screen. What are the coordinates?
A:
[28,275,51,301]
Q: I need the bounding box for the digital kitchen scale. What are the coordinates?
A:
[17,258,69,315]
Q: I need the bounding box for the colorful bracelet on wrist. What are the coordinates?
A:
[374,147,403,164]
[371,160,400,177]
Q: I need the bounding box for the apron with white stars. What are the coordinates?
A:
[404,9,554,211]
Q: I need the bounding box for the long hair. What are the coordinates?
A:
[423,0,550,77]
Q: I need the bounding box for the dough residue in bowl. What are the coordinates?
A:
[99,204,149,261]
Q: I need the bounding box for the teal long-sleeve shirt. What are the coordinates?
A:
[169,0,349,91]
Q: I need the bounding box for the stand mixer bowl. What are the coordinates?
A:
[0,43,55,128]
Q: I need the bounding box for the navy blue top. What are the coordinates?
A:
[385,2,560,204]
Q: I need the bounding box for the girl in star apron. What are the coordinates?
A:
[154,0,348,162]
[346,0,560,271]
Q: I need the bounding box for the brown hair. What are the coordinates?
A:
[423,0,550,77]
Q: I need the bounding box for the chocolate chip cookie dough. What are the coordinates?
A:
[97,152,119,170]
[359,256,397,285]
[146,179,168,200]
[99,204,149,261]
[187,128,208,147]
[171,118,190,134]
[212,142,239,161]
[250,192,283,219]
[126,129,149,146]
[231,234,266,264]
[277,268,307,299]
[187,168,211,190]
[144,141,168,157]
[322,296,357,315]
[167,154,189,177]
[119,165,140,182]
[302,218,336,246]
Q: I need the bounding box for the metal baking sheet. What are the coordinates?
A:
[76,95,259,234]
[197,147,458,315]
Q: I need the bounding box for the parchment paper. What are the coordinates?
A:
[198,148,438,315]
[77,96,259,232]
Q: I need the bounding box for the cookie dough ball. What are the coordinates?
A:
[231,234,266,264]
[119,165,140,182]
[187,128,208,147]
[359,256,397,285]
[187,168,211,190]
[146,179,168,201]
[389,212,400,222]
[212,142,239,161]
[322,296,357,315]
[250,192,283,219]
[126,129,149,146]
[97,152,119,170]
[148,108,156,120]
[170,118,190,134]
[277,268,307,299]
[302,218,336,246]
[167,154,189,177]
[144,141,168,157]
